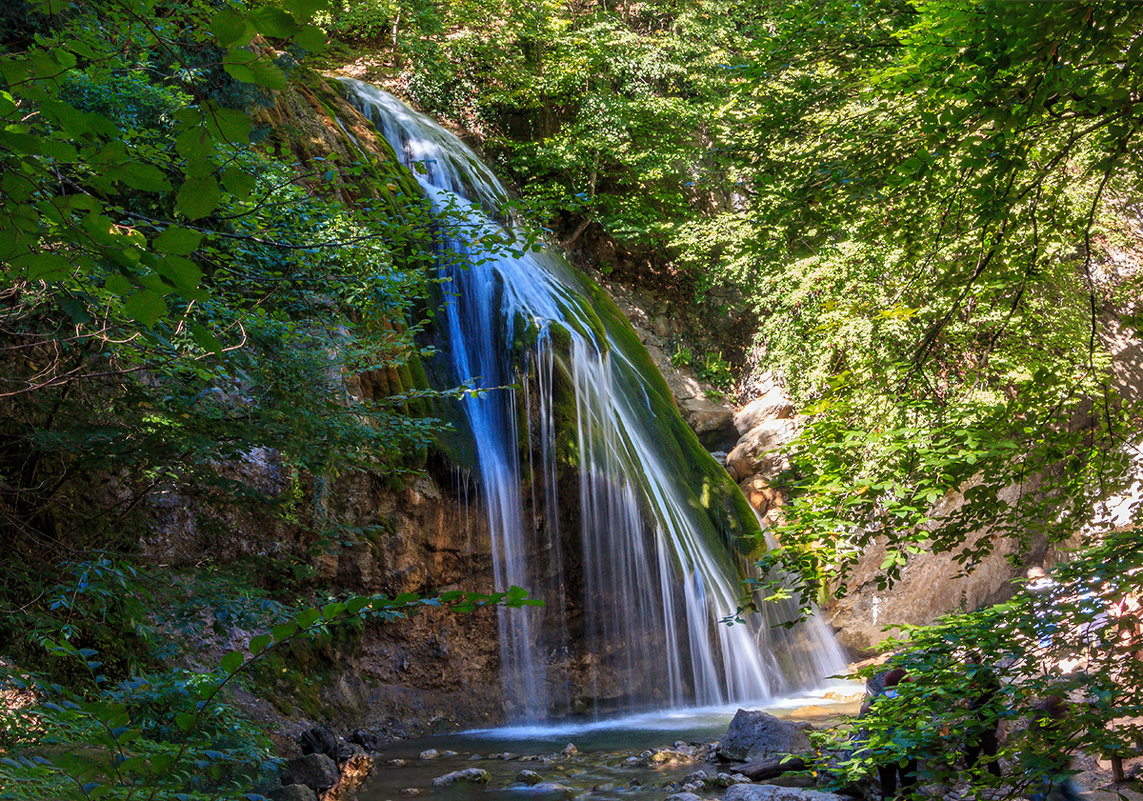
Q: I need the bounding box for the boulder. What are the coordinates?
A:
[348,728,379,752]
[432,768,491,787]
[717,710,812,763]
[667,794,707,801]
[734,388,795,435]
[280,754,340,794]
[723,786,846,801]
[298,726,339,759]
[269,786,318,801]
[529,783,576,798]
[679,397,737,447]
[725,419,798,482]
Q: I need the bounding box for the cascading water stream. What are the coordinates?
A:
[340,78,846,721]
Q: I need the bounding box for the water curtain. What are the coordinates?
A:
[340,79,845,720]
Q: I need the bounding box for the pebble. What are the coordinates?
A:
[385,758,407,768]
[418,749,440,760]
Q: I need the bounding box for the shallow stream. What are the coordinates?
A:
[359,686,863,801]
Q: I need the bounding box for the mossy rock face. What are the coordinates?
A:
[543,255,764,562]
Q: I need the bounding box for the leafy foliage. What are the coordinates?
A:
[0,583,539,800]
[0,0,459,600]
[817,541,1143,797]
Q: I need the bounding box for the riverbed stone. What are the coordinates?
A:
[432,768,491,786]
[517,769,544,785]
[717,710,813,763]
[529,782,576,797]
[667,793,707,801]
[723,786,846,801]
[269,785,317,801]
[418,748,440,760]
[280,753,339,793]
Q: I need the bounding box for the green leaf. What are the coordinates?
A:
[249,634,272,655]
[282,0,327,20]
[154,227,203,256]
[221,167,256,199]
[271,621,298,641]
[155,256,202,292]
[176,176,220,220]
[204,105,253,144]
[223,62,257,85]
[174,712,196,732]
[294,25,326,52]
[22,252,73,281]
[116,162,170,192]
[123,290,167,328]
[189,323,223,355]
[250,59,287,91]
[252,6,299,38]
[295,608,320,628]
[211,9,255,47]
[220,650,244,674]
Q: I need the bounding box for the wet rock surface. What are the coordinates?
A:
[717,710,813,763]
[723,786,847,801]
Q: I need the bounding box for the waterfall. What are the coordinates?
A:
[340,78,846,721]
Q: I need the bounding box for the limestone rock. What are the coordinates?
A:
[824,479,1046,652]
[734,388,795,435]
[725,419,798,483]
[528,782,576,797]
[432,768,491,787]
[723,786,846,801]
[418,749,440,760]
[717,710,813,763]
[561,742,578,755]
[680,397,736,439]
[667,794,708,801]
[269,786,318,801]
[281,754,340,794]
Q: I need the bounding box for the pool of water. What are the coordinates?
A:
[359,683,863,801]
